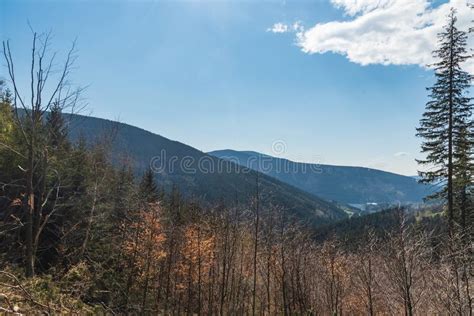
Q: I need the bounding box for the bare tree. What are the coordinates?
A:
[383,209,429,316]
[353,229,380,316]
[440,229,473,315]
[2,32,83,276]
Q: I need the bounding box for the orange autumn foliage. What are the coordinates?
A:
[175,223,215,291]
[123,202,167,281]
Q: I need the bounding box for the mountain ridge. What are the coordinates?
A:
[63,113,348,225]
[212,149,417,177]
[209,149,432,204]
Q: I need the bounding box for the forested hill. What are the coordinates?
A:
[65,113,347,225]
[209,150,432,204]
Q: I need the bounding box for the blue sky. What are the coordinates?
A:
[1,0,472,175]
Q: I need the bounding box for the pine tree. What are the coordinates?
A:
[66,135,90,198]
[416,9,473,232]
[113,164,137,221]
[46,102,69,151]
[453,125,473,233]
[168,184,182,223]
[139,167,159,204]
[0,84,14,146]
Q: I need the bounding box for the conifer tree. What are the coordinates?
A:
[3,33,80,276]
[46,102,69,151]
[0,82,14,141]
[139,167,159,204]
[0,84,15,169]
[70,135,89,196]
[168,184,182,223]
[453,125,473,233]
[416,9,473,232]
[113,165,137,221]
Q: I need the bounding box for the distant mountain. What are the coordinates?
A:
[208,150,432,204]
[65,114,347,225]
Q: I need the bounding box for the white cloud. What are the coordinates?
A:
[292,21,305,33]
[330,0,394,16]
[394,151,410,157]
[272,0,474,73]
[267,21,305,34]
[267,23,290,33]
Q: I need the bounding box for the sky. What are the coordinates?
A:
[1,0,473,176]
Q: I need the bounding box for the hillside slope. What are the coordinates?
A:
[65,114,347,225]
[209,150,432,204]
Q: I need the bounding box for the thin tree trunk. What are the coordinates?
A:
[79,182,98,258]
[463,263,472,316]
[367,258,374,316]
[252,173,260,316]
[24,36,37,278]
[280,222,287,316]
[141,215,157,313]
[266,244,271,315]
[25,113,36,277]
[187,253,193,315]
[124,222,141,308]
[219,224,228,315]
[447,20,455,235]
[197,226,202,316]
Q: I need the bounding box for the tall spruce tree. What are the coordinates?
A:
[139,167,159,204]
[416,9,473,232]
[46,102,69,151]
[453,125,473,233]
[0,84,14,150]
[113,164,137,221]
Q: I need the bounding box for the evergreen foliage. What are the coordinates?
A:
[139,167,159,204]
[0,12,472,315]
[416,9,473,231]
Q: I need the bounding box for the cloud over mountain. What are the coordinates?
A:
[271,0,473,73]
